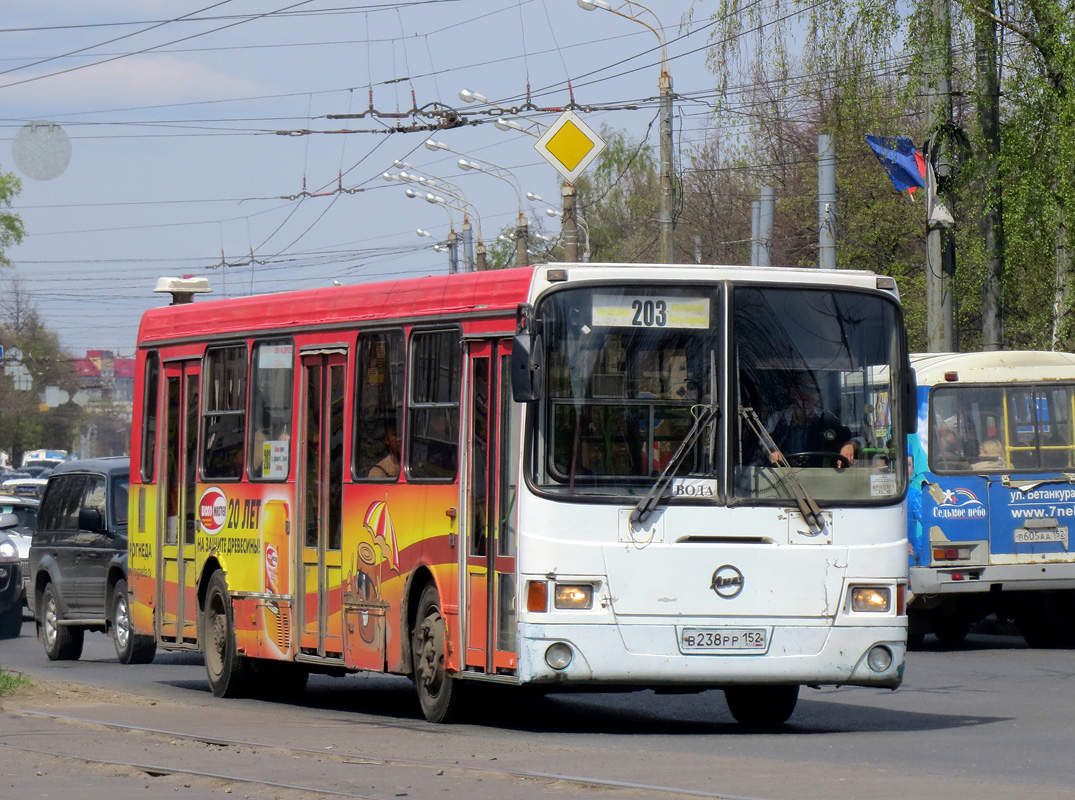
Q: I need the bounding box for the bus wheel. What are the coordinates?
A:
[41,583,84,661]
[724,685,799,728]
[412,584,465,723]
[933,613,970,646]
[204,570,250,697]
[1016,592,1075,648]
[112,579,156,664]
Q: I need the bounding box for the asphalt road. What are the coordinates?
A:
[2,616,1074,800]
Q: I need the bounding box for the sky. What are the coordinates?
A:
[2,0,728,357]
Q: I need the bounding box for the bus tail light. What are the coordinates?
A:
[554,584,594,610]
[850,586,892,612]
[933,547,972,562]
[527,581,548,612]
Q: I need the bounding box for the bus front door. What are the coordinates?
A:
[464,340,519,674]
[159,360,200,646]
[298,350,347,659]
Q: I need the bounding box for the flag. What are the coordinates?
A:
[866,135,927,195]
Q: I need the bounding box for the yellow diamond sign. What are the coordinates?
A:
[534,110,605,183]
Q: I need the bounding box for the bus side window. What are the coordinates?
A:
[354,330,405,481]
[249,340,295,480]
[203,344,248,480]
[408,329,461,481]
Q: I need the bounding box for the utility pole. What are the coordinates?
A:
[561,183,579,263]
[751,201,760,265]
[447,230,459,275]
[926,0,956,352]
[758,187,775,267]
[658,67,674,263]
[818,135,837,269]
[515,213,529,269]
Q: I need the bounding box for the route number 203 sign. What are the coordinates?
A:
[592,295,710,329]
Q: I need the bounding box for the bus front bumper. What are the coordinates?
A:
[517,622,905,689]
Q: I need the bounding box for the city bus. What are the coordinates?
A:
[908,351,1075,647]
[127,264,915,726]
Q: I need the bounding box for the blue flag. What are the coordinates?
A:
[866,135,926,193]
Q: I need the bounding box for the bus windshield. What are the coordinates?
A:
[929,383,1075,473]
[534,285,720,496]
[733,286,906,505]
[531,283,906,504]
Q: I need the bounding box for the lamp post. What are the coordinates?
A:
[406,188,485,271]
[417,228,459,275]
[577,0,673,263]
[426,139,532,269]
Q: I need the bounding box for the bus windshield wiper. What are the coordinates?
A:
[739,406,826,534]
[631,403,718,524]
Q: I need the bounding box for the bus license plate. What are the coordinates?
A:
[679,628,769,654]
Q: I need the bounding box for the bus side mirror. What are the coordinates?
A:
[904,367,918,434]
[511,333,544,402]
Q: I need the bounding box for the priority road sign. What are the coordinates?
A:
[534,110,606,183]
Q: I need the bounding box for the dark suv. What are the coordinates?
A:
[29,457,155,663]
[0,513,25,638]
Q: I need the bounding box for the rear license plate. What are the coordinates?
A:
[678,627,769,654]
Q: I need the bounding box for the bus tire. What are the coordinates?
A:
[412,583,465,723]
[933,613,970,645]
[724,685,799,728]
[1016,592,1075,648]
[112,579,156,664]
[41,583,84,661]
[204,570,251,697]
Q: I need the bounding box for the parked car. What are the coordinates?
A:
[28,457,155,664]
[0,513,24,638]
[0,493,40,609]
[1,473,49,499]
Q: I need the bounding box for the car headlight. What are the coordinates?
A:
[0,539,17,559]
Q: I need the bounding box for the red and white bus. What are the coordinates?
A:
[128,263,915,726]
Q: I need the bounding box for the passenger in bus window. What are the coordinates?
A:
[763,376,856,468]
[368,426,401,479]
[973,439,1006,471]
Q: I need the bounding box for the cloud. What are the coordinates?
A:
[3,56,264,111]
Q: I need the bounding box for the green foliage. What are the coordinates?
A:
[575,125,661,262]
[0,165,26,269]
[0,669,30,697]
[688,0,1075,351]
[0,283,82,462]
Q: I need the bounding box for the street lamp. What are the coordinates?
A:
[578,0,673,263]
[428,140,533,268]
[405,188,485,271]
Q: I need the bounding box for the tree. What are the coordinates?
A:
[0,280,81,464]
[690,0,1075,351]
[0,164,25,268]
[574,125,661,263]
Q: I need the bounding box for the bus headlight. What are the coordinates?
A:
[850,586,891,612]
[545,642,574,670]
[554,584,593,610]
